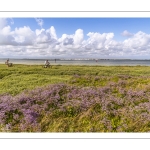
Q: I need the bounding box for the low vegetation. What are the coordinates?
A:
[1,64,150,132]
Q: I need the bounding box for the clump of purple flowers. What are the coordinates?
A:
[1,82,150,132]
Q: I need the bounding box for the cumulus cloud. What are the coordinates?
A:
[73,29,84,45]
[123,31,150,55]
[58,29,84,50]
[121,30,133,37]
[2,18,150,59]
[0,18,7,29]
[35,27,57,45]
[35,18,44,28]
[123,31,150,48]
[0,26,17,45]
[12,26,36,45]
[47,26,57,39]
[84,32,114,51]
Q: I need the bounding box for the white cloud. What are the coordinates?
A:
[121,30,133,37]
[35,18,44,28]
[1,26,11,35]
[123,31,150,50]
[35,27,57,45]
[84,32,114,50]
[73,29,84,45]
[0,26,17,45]
[47,26,57,39]
[2,19,150,59]
[12,26,36,45]
[35,28,45,36]
[58,29,84,51]
[0,18,7,29]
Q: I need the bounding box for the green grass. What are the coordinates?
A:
[1,64,150,96]
[1,64,150,132]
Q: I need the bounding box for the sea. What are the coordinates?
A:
[1,58,150,66]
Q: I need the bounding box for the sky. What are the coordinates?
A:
[1,17,150,59]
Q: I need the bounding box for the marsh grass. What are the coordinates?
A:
[1,64,150,132]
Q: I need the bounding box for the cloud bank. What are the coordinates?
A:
[0,18,150,59]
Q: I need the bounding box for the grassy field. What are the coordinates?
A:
[1,64,150,132]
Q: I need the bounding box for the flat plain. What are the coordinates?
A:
[1,64,150,132]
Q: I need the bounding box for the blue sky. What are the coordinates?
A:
[11,18,150,40]
[1,18,150,59]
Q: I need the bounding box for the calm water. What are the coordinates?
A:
[1,58,150,66]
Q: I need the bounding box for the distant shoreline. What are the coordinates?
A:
[1,58,150,61]
[1,59,150,66]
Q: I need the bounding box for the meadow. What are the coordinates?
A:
[1,64,150,132]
